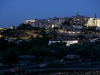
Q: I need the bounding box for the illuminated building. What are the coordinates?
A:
[87,18,100,27]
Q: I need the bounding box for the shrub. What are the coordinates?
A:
[33,70,37,72]
[14,73,19,75]
[28,70,32,74]
[23,72,27,75]
[21,72,23,75]
[0,73,3,75]
[48,62,63,68]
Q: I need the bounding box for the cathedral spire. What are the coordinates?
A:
[94,13,97,19]
[76,13,79,17]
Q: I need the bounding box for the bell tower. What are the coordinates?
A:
[94,13,97,26]
[76,13,79,17]
[94,13,97,19]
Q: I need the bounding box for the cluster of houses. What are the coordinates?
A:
[0,13,100,46]
[25,13,100,28]
[25,13,88,28]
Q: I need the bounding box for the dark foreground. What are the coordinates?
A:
[1,68,100,75]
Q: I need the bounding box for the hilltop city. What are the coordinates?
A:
[0,13,100,74]
[0,13,100,45]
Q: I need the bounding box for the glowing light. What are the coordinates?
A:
[0,34,2,38]
[52,24,55,28]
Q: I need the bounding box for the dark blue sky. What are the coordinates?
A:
[0,0,100,27]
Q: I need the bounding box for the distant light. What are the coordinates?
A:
[52,24,55,28]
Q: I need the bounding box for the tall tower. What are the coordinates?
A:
[94,13,97,26]
[76,13,79,17]
[94,13,97,19]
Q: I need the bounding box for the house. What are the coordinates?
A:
[65,54,80,59]
[48,37,78,46]
[14,40,23,44]
[90,38,99,42]
[73,25,82,29]
[5,38,14,42]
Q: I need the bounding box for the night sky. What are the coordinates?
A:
[0,0,100,27]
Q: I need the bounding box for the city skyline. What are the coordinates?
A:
[0,0,100,27]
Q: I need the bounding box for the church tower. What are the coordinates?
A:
[94,13,97,26]
[76,13,79,17]
[94,13,97,19]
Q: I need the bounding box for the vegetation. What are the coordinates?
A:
[0,37,100,66]
[87,26,96,31]
[2,48,19,66]
[78,35,86,40]
[62,21,70,25]
[48,61,63,68]
[0,23,100,67]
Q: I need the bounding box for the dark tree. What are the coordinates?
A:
[78,35,86,40]
[2,48,19,66]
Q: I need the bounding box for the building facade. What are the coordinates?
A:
[48,38,78,46]
[87,18,100,27]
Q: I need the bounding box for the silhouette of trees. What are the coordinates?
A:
[78,35,86,40]
[62,20,71,25]
[2,48,19,66]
